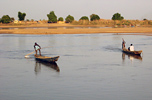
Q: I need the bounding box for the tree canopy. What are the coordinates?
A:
[58,17,64,21]
[47,11,57,23]
[18,11,26,21]
[65,15,74,23]
[0,15,11,23]
[90,14,100,21]
[112,13,124,20]
[79,16,89,21]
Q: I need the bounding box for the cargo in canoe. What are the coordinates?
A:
[122,48,142,56]
[35,55,59,63]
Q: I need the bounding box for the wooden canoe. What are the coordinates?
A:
[35,55,59,63]
[122,48,142,56]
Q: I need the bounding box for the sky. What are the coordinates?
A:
[0,0,152,21]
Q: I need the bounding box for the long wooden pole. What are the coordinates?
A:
[25,51,35,58]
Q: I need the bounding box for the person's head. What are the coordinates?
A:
[130,44,133,46]
[35,42,37,45]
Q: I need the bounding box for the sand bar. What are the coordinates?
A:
[0,24,152,36]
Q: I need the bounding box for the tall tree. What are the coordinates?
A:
[112,13,124,20]
[65,15,74,23]
[18,11,26,21]
[47,11,57,23]
[90,14,100,21]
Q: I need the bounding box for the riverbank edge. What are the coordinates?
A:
[0,24,152,36]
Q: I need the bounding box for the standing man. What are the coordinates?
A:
[122,38,126,49]
[34,42,41,56]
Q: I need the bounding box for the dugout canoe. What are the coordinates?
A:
[35,54,59,63]
[122,48,142,56]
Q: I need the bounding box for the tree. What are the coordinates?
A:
[47,11,57,23]
[112,13,124,20]
[65,15,74,23]
[90,14,100,21]
[79,16,89,21]
[10,17,15,22]
[58,17,64,21]
[1,15,11,23]
[18,11,26,21]
[143,18,147,21]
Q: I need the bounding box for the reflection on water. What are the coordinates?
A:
[35,60,60,75]
[122,52,142,61]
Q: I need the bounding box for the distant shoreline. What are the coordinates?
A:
[0,23,152,36]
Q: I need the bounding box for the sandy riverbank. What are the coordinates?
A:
[0,23,152,36]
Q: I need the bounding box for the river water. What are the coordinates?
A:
[0,33,152,100]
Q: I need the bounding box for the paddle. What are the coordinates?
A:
[25,51,35,58]
[24,46,52,58]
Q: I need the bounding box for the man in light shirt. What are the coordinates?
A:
[34,42,41,56]
[129,44,134,51]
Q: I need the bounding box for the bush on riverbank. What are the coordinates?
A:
[71,19,152,27]
[0,19,152,28]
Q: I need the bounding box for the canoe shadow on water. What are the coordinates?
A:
[35,60,60,75]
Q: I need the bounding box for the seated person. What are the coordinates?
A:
[128,44,134,51]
